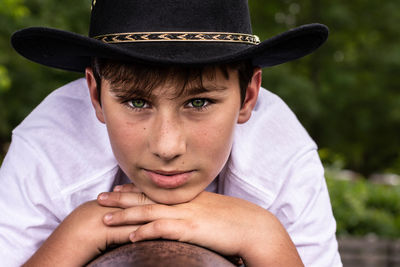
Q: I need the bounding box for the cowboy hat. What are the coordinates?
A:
[11,0,328,72]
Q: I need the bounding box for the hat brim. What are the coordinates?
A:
[11,24,328,72]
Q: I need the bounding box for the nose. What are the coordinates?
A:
[148,112,186,161]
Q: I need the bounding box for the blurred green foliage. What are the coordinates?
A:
[250,1,400,176]
[0,0,88,156]
[326,171,400,238]
[1,0,400,176]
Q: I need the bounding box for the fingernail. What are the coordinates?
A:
[98,193,108,200]
[104,213,113,222]
[129,232,135,241]
[113,185,122,192]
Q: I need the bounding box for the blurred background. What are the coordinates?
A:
[0,0,399,265]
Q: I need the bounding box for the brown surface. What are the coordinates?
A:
[86,240,237,267]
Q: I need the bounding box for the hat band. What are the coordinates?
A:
[93,32,260,45]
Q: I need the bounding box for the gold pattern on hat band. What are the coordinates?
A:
[91,0,96,10]
[93,32,261,45]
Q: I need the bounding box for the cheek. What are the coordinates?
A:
[104,113,145,168]
[190,111,238,170]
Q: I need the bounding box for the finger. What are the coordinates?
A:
[107,224,141,245]
[130,219,239,257]
[129,219,191,243]
[113,183,141,193]
[97,191,155,208]
[103,204,186,226]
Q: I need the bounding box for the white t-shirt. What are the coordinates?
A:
[0,78,342,266]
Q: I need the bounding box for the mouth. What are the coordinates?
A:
[144,169,194,189]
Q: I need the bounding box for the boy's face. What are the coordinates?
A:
[86,66,260,204]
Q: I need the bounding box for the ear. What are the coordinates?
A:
[85,67,105,124]
[237,67,262,124]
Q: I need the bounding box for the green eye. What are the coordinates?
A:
[191,99,206,108]
[130,99,146,108]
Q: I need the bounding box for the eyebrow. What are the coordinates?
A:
[109,84,228,99]
[182,84,229,96]
[109,86,150,99]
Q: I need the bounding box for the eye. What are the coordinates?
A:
[126,99,149,110]
[191,99,206,108]
[187,98,211,109]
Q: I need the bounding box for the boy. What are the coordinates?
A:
[0,0,342,266]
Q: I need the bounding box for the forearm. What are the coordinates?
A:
[239,210,304,267]
[242,236,304,267]
[23,227,98,266]
[23,201,104,266]
[23,201,135,266]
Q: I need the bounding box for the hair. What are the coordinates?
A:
[91,58,254,106]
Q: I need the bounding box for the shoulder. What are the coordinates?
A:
[222,88,318,206]
[0,79,119,264]
[10,78,118,208]
[238,88,316,151]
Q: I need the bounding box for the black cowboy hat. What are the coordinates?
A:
[11,0,328,72]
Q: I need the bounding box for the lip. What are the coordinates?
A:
[144,169,193,189]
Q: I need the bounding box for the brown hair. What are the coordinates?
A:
[91,58,254,105]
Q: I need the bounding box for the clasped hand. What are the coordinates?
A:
[96,184,303,267]
[24,184,302,267]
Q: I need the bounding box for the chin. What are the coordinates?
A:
[146,188,199,205]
